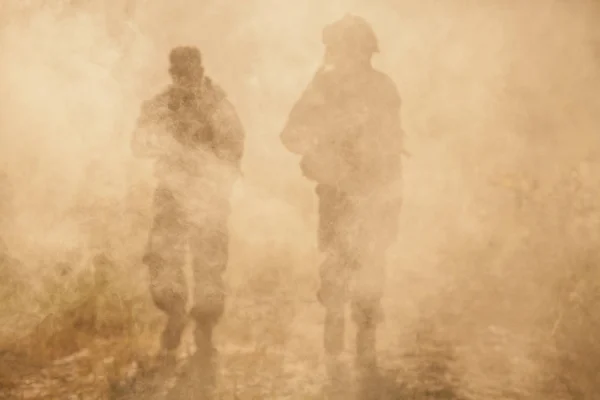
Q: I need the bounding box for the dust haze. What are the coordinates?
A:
[1,0,600,398]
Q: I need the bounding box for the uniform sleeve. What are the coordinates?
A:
[280,72,328,155]
[130,91,171,158]
[210,96,245,170]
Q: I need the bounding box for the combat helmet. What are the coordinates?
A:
[168,46,203,79]
[169,46,202,67]
[322,14,379,55]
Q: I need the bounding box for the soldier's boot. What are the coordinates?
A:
[353,303,381,400]
[323,306,350,399]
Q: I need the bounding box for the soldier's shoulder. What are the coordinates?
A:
[202,77,227,104]
[370,69,401,106]
[296,67,332,103]
[141,87,171,112]
[312,66,338,86]
[202,78,242,126]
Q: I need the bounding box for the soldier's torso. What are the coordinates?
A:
[311,66,399,123]
[144,78,229,207]
[301,67,401,192]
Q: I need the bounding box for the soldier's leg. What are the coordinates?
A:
[318,250,350,358]
[316,186,349,357]
[352,199,399,370]
[350,256,385,400]
[351,262,385,369]
[187,208,229,396]
[318,229,354,397]
[143,187,189,353]
[318,249,352,399]
[189,213,228,345]
[315,187,354,398]
[350,212,396,400]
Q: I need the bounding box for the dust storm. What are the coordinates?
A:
[1,0,600,398]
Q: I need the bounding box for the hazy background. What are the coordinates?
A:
[1,0,600,398]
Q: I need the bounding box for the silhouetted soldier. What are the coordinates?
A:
[131,46,244,392]
[280,15,404,399]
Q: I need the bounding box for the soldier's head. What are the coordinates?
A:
[168,46,204,88]
[322,14,379,69]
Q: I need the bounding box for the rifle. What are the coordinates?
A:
[166,85,215,149]
[131,86,214,159]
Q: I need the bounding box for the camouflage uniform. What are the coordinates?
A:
[280,15,403,396]
[132,47,244,355]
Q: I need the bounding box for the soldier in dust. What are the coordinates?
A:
[131,46,244,378]
[280,15,404,398]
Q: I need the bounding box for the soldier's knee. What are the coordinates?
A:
[145,251,188,314]
[190,279,226,325]
[190,227,230,273]
[150,286,187,316]
[317,254,349,309]
[351,297,383,327]
[143,251,164,270]
[190,301,224,325]
[210,231,229,271]
[317,284,346,310]
[324,308,345,356]
[317,272,347,310]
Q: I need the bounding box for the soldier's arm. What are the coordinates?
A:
[211,97,245,171]
[130,91,171,159]
[280,73,327,155]
[130,101,155,158]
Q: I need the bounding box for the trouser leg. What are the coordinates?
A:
[318,251,350,357]
[318,185,400,398]
[143,187,189,352]
[189,212,228,338]
[317,186,348,356]
[351,245,387,400]
[317,249,352,399]
[316,186,354,397]
[351,263,384,367]
[188,209,229,396]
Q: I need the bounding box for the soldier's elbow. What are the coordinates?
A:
[280,131,306,155]
[131,140,151,159]
[130,140,142,157]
